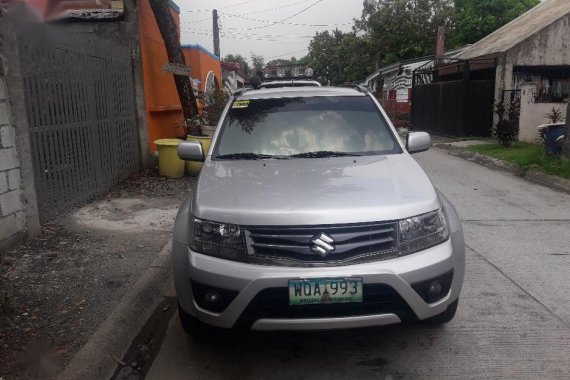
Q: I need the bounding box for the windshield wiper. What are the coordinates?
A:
[290,151,364,158]
[215,153,287,160]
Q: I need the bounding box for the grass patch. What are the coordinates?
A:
[466,143,570,180]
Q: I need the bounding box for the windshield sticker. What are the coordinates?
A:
[232,100,250,109]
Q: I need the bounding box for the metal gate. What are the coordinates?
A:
[19,28,140,222]
[411,58,496,137]
[411,80,495,137]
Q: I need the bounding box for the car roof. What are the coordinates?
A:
[237,86,366,100]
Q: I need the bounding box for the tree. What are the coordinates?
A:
[307,30,344,84]
[266,58,292,67]
[250,54,265,76]
[148,0,199,134]
[223,54,250,75]
[297,55,311,65]
[354,0,456,66]
[307,30,374,85]
[335,34,375,84]
[453,0,540,46]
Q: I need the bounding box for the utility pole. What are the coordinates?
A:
[149,0,199,133]
[213,9,220,58]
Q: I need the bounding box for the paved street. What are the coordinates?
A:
[145,148,570,380]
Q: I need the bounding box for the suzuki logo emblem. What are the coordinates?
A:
[310,233,336,257]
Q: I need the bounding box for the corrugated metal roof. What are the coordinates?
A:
[458,0,570,60]
[364,45,471,83]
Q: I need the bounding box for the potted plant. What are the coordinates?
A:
[185,114,211,177]
[202,89,229,137]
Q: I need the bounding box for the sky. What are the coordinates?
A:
[178,0,364,62]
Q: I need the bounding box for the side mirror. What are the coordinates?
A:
[178,141,204,162]
[406,132,431,154]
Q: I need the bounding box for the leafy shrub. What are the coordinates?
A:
[493,98,520,147]
[203,89,229,126]
[537,107,566,145]
[545,107,565,124]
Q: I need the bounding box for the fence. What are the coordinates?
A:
[19,28,140,222]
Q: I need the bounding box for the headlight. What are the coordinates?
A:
[399,209,449,256]
[190,218,246,260]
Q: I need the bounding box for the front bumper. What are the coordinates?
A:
[173,230,465,331]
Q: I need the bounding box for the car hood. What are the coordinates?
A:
[193,154,439,226]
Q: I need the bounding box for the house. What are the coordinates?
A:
[182,44,222,96]
[221,61,246,95]
[410,0,569,138]
[138,1,222,151]
[364,46,468,128]
[456,0,570,141]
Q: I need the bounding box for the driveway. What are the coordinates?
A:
[0,172,194,379]
[142,148,570,379]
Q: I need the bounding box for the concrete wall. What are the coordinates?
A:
[519,83,567,143]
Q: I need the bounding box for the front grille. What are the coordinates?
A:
[244,222,399,265]
[235,284,417,328]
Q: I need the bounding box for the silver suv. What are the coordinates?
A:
[173,86,465,333]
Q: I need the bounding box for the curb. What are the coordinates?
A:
[525,170,570,195]
[57,243,173,380]
[435,144,570,194]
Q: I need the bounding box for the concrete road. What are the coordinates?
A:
[145,149,570,380]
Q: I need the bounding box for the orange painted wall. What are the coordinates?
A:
[139,0,184,152]
[182,45,222,92]
[139,1,222,151]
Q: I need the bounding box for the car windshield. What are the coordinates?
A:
[214,96,401,159]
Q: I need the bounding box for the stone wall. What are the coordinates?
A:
[0,9,41,254]
[0,61,25,251]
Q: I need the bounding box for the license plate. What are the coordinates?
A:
[288,278,363,306]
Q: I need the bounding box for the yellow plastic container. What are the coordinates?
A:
[186,134,212,177]
[154,139,185,178]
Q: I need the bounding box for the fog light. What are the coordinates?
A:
[428,281,443,299]
[204,291,222,307]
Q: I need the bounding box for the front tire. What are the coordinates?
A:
[422,299,458,325]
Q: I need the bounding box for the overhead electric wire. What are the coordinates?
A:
[231,0,314,17]
[182,27,313,39]
[222,0,327,31]
[266,49,310,60]
[221,14,352,29]
[180,30,310,42]
[182,17,210,24]
[183,0,265,13]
